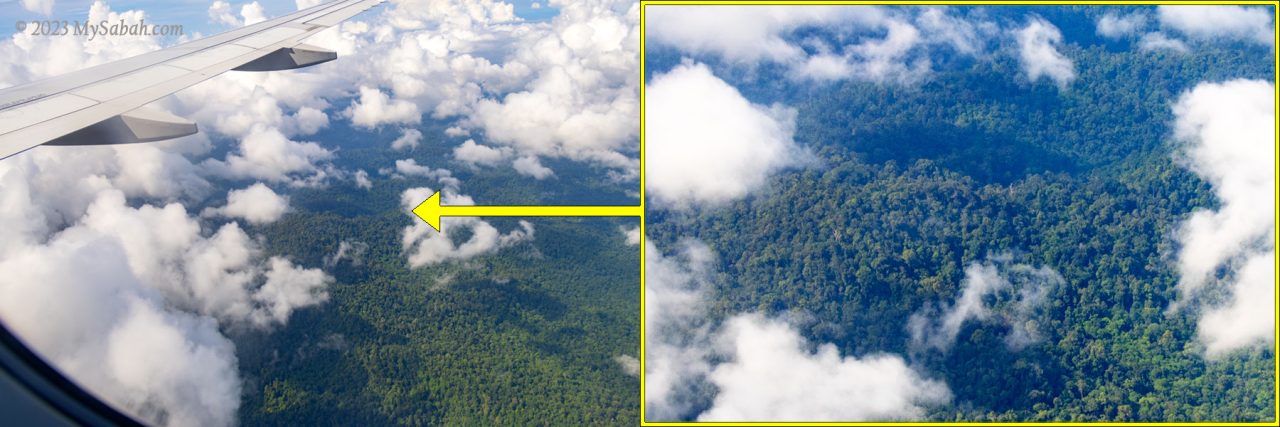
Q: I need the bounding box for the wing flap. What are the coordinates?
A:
[168,44,256,71]
[45,107,197,146]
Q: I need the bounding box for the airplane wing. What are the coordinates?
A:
[0,0,386,160]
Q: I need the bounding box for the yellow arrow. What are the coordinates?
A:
[411,191,642,232]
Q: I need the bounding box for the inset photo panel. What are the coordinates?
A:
[641,2,1278,424]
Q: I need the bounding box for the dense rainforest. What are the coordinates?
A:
[201,120,642,425]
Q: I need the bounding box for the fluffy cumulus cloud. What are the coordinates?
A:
[512,155,555,179]
[645,6,988,83]
[645,63,809,209]
[392,128,424,150]
[199,126,334,185]
[208,1,239,26]
[454,139,512,167]
[1015,18,1075,89]
[204,182,290,225]
[0,184,329,425]
[399,187,535,268]
[346,170,370,190]
[346,86,423,128]
[1168,80,1276,358]
[1158,5,1275,46]
[241,1,267,26]
[644,239,948,422]
[908,256,1063,352]
[699,314,950,421]
[302,0,641,178]
[387,158,461,188]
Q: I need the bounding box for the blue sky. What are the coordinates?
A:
[0,0,558,38]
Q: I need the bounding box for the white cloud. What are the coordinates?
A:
[454,139,512,166]
[1139,32,1190,53]
[645,6,871,63]
[908,256,1063,352]
[1158,5,1275,46]
[197,0,646,180]
[646,6,985,83]
[644,239,949,421]
[622,226,640,246]
[645,63,808,209]
[391,159,460,188]
[915,7,983,55]
[644,239,715,420]
[200,126,334,184]
[399,187,535,268]
[615,354,640,376]
[208,1,239,26]
[699,314,950,422]
[1015,17,1075,89]
[291,106,329,135]
[1096,12,1148,38]
[254,257,329,323]
[21,0,54,15]
[512,155,555,179]
[0,187,330,426]
[445,126,471,137]
[790,20,930,83]
[346,86,423,128]
[392,128,423,150]
[205,183,290,225]
[241,2,267,26]
[1169,79,1276,357]
[353,169,373,189]
[459,0,640,175]
[0,245,240,427]
[324,240,368,268]
[206,1,268,27]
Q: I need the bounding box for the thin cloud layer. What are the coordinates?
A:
[908,256,1064,352]
[645,6,987,83]
[1096,12,1148,38]
[1158,5,1275,46]
[1169,79,1277,357]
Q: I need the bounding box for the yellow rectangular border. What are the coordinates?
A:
[637,1,1280,425]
